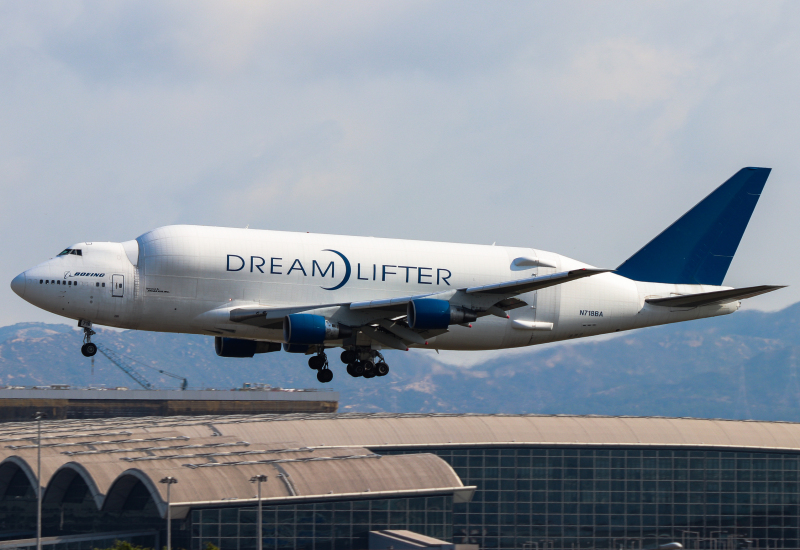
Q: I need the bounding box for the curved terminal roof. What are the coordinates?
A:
[3,412,800,517]
[206,413,800,452]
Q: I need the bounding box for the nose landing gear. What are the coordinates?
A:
[81,342,97,357]
[79,320,97,357]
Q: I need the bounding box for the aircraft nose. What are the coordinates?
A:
[10,272,26,298]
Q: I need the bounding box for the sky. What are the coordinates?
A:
[2,0,800,329]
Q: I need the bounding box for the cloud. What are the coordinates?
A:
[561,38,694,106]
[2,0,800,331]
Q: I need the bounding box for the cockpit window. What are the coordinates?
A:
[57,249,82,256]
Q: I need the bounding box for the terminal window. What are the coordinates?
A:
[190,495,452,550]
[382,447,800,550]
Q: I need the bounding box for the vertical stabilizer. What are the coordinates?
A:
[615,167,771,285]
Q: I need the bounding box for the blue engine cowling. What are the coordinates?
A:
[407,299,478,330]
[215,337,281,358]
[283,314,352,345]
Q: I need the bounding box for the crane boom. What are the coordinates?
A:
[95,344,152,390]
[95,344,188,390]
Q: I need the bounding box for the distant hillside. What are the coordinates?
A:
[1,303,799,419]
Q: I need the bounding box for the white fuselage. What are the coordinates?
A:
[13,225,738,351]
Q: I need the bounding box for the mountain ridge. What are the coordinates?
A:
[0,303,798,420]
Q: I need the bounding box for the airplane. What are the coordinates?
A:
[10,167,785,383]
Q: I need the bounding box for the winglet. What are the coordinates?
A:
[616,167,771,285]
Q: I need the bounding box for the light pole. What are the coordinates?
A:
[33,412,46,550]
[249,475,268,550]
[159,477,178,550]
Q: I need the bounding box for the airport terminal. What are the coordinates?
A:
[0,412,798,550]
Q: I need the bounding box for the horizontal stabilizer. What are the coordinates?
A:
[645,285,785,308]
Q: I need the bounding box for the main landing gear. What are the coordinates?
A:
[308,352,333,383]
[342,348,389,379]
[304,346,392,384]
[79,320,97,357]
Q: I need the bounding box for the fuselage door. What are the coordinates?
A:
[112,274,124,298]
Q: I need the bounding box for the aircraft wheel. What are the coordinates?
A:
[81,343,97,357]
[352,361,365,377]
[376,362,389,376]
[340,349,357,364]
[363,360,376,379]
[317,368,333,383]
[309,355,325,370]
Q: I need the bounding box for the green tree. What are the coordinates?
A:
[94,540,151,550]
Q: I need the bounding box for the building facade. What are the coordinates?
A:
[0,386,338,421]
[2,413,800,549]
[385,446,797,549]
[190,495,453,550]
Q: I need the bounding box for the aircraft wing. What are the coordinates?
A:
[229,268,610,342]
[464,268,610,297]
[349,268,610,312]
[645,285,786,308]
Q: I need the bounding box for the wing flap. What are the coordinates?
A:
[230,304,342,328]
[360,326,409,350]
[645,285,786,308]
[349,293,435,312]
[376,319,426,345]
[492,297,530,311]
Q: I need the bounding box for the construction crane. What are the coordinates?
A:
[95,343,189,390]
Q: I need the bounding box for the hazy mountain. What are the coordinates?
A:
[1,303,799,420]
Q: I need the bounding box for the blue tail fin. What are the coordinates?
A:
[615,167,771,285]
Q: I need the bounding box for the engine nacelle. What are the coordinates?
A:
[283,343,311,353]
[407,299,478,330]
[214,337,281,358]
[283,314,352,345]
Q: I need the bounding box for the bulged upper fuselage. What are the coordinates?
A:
[10,225,738,351]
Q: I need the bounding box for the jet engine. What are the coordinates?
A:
[407,299,477,330]
[283,314,352,345]
[214,337,281,358]
[283,343,310,353]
